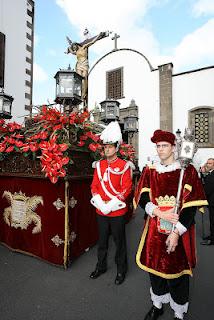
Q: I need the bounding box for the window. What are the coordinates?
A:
[189,107,214,147]
[0,32,5,87]
[106,67,124,99]
[195,112,209,143]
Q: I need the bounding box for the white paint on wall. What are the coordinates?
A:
[88,49,160,170]
[0,0,33,123]
[173,67,214,166]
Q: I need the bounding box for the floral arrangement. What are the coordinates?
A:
[0,106,135,183]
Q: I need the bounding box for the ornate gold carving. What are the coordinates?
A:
[155,195,176,207]
[53,198,65,210]
[2,191,43,234]
[51,231,77,247]
[51,234,64,247]
[53,196,77,211]
[69,197,77,208]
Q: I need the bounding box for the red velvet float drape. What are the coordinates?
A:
[0,176,98,266]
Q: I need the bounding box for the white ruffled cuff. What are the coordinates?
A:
[169,295,188,319]
[175,221,187,236]
[150,287,170,309]
[145,202,157,217]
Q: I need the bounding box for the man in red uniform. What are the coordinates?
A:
[90,121,133,285]
[134,129,207,320]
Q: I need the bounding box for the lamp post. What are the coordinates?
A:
[100,99,120,124]
[0,88,13,119]
[123,115,138,145]
[54,66,83,114]
[176,128,181,140]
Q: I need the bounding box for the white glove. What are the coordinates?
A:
[90,194,110,215]
[105,196,126,212]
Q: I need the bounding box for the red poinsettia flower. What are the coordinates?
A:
[7,137,16,144]
[58,168,66,177]
[77,141,85,147]
[15,140,24,148]
[79,134,88,141]
[88,143,98,152]
[53,124,62,131]
[29,143,39,152]
[21,144,30,152]
[39,131,48,140]
[61,156,70,165]
[5,146,14,152]
[0,143,6,152]
[58,143,68,152]
[15,134,24,139]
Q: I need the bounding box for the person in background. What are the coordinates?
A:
[200,158,214,245]
[134,129,207,320]
[90,121,133,285]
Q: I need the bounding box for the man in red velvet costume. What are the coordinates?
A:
[134,129,207,320]
[90,121,133,285]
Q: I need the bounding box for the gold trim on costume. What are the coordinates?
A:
[136,217,193,279]
[2,191,43,234]
[148,164,155,169]
[184,184,192,192]
[133,198,137,210]
[182,200,208,210]
[199,207,205,214]
[155,195,176,207]
[140,187,150,194]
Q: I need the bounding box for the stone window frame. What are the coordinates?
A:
[189,106,214,148]
[106,66,124,100]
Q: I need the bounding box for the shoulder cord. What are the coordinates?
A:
[97,161,132,198]
[107,162,130,175]
[96,161,115,199]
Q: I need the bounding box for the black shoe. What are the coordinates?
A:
[114,273,126,285]
[144,306,164,320]
[89,268,106,279]
[200,240,214,246]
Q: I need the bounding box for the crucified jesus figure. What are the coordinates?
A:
[66,31,109,108]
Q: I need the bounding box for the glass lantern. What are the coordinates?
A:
[54,69,83,106]
[100,99,120,123]
[0,90,13,119]
[124,115,138,133]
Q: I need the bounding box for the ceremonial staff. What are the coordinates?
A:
[172,128,197,230]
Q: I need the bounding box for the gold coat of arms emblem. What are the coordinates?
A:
[2,191,43,234]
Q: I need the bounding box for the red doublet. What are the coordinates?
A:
[134,164,207,279]
[91,158,132,217]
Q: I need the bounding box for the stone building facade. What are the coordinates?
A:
[88,47,214,169]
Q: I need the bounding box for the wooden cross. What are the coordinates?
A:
[111,33,120,50]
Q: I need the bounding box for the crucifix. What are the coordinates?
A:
[66,30,109,108]
[111,33,120,50]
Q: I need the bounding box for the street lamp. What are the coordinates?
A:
[100,99,120,124]
[176,128,181,138]
[124,115,138,144]
[54,67,83,113]
[0,88,13,119]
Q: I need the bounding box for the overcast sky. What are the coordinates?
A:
[33,0,214,105]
